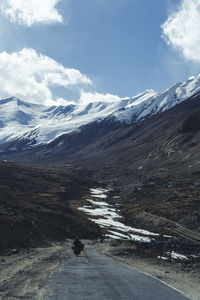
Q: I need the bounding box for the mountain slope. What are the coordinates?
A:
[0,162,101,251]
[6,91,200,168]
[1,74,200,151]
[1,77,200,239]
[3,91,200,235]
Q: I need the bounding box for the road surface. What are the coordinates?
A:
[44,243,189,300]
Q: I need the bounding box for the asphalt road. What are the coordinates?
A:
[44,243,189,300]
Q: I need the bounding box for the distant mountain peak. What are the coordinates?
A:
[0,75,200,149]
[0,96,32,107]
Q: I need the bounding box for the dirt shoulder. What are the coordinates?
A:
[0,241,71,300]
[97,241,200,300]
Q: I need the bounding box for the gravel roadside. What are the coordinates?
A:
[97,240,200,300]
[0,241,71,300]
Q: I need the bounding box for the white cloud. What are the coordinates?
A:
[0,48,92,105]
[1,0,63,26]
[162,0,200,62]
[80,91,121,104]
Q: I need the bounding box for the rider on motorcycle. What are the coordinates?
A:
[73,238,84,256]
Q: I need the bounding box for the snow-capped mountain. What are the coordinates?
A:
[1,75,200,148]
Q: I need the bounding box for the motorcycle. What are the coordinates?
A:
[72,243,84,257]
[73,245,81,256]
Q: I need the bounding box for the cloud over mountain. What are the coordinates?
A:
[1,0,63,26]
[0,48,92,106]
[162,0,200,62]
[79,91,121,104]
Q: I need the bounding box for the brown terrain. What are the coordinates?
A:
[0,162,101,252]
[33,92,200,240]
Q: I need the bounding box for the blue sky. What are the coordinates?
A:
[0,0,199,105]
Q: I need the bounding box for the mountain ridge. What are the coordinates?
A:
[1,74,200,151]
[2,90,200,168]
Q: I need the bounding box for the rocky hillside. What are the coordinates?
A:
[0,161,101,252]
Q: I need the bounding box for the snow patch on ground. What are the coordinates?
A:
[78,188,158,242]
[87,199,109,206]
[168,251,189,260]
[79,188,194,260]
